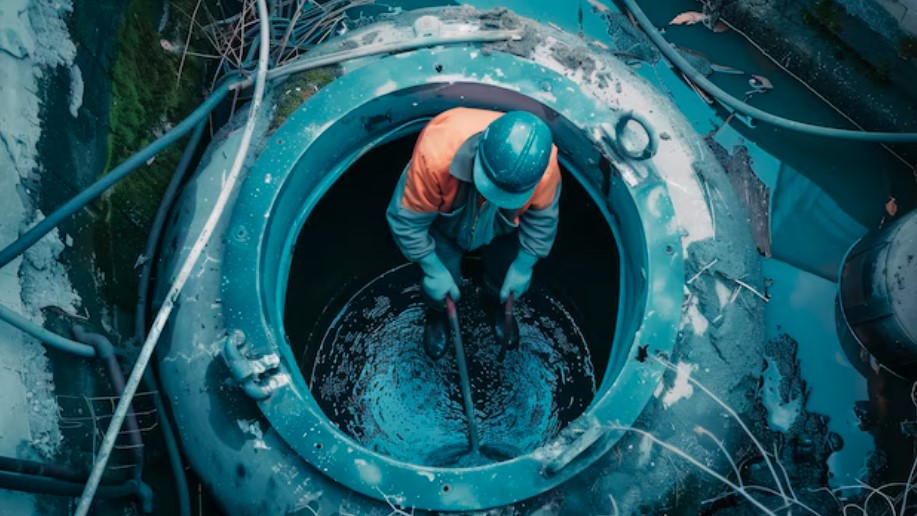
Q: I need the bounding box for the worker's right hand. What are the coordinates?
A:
[417,253,460,302]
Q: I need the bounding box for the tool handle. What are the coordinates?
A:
[504,293,514,349]
[444,295,480,452]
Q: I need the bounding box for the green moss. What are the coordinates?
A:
[271,66,338,130]
[800,0,891,85]
[812,0,843,33]
[101,0,207,308]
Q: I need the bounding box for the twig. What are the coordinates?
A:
[732,278,769,302]
[772,444,797,502]
[857,479,897,515]
[608,494,619,516]
[688,258,719,284]
[609,425,778,515]
[177,0,205,86]
[695,426,743,487]
[651,355,788,501]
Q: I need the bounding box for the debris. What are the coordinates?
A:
[688,258,719,285]
[681,71,713,104]
[745,75,774,97]
[886,196,898,217]
[710,63,743,75]
[134,254,149,269]
[748,74,773,93]
[733,278,770,303]
[586,0,610,13]
[669,11,708,26]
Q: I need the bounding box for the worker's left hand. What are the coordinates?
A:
[500,251,538,302]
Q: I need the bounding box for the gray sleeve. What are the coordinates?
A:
[518,180,561,259]
[386,170,438,262]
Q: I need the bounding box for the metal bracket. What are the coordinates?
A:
[221,330,285,400]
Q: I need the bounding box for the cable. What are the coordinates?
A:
[133,122,206,516]
[74,1,271,513]
[0,79,243,271]
[0,470,150,510]
[618,0,917,142]
[266,29,523,80]
[0,303,96,357]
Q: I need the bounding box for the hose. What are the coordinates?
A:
[0,456,92,484]
[0,470,152,511]
[132,122,207,516]
[71,326,145,476]
[266,28,523,80]
[0,20,523,513]
[618,0,917,142]
[0,303,96,357]
[74,0,272,513]
[0,78,244,271]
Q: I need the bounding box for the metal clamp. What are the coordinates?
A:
[222,330,285,400]
[602,112,658,161]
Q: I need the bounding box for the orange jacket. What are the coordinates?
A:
[400,108,561,217]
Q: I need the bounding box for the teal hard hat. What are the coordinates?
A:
[473,111,553,209]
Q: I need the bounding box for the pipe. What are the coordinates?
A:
[135,120,206,361]
[618,0,917,142]
[0,456,91,484]
[71,325,145,475]
[133,124,206,516]
[74,1,272,513]
[0,303,96,357]
[0,78,244,271]
[0,470,152,511]
[266,29,523,80]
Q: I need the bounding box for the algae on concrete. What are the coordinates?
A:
[100,0,206,309]
[271,66,339,130]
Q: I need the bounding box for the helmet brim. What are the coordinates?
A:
[473,148,536,210]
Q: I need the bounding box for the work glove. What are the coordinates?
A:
[418,253,460,302]
[500,251,538,302]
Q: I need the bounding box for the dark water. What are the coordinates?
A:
[284,134,619,464]
[306,264,595,465]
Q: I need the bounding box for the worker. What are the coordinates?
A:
[386,108,561,359]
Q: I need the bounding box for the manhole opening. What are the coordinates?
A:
[283,133,620,466]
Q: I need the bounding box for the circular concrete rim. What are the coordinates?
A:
[221,46,683,511]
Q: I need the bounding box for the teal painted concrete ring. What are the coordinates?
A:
[219,46,684,511]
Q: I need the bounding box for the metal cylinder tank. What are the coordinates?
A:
[839,209,917,378]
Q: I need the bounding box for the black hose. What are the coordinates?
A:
[71,325,145,475]
[0,456,90,484]
[0,470,152,511]
[131,120,207,516]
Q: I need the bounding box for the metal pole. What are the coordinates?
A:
[445,296,480,452]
